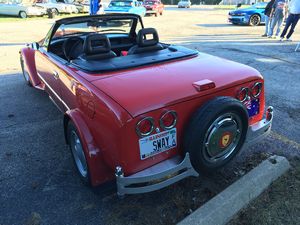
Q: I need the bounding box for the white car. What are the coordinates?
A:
[35,0,77,14]
[178,0,191,8]
[0,0,46,18]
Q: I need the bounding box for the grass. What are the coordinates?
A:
[228,157,300,225]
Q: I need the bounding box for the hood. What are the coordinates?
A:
[90,53,262,117]
[231,7,259,14]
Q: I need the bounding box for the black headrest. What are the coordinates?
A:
[84,34,111,55]
[137,28,159,47]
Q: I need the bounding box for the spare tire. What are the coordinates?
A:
[183,96,248,173]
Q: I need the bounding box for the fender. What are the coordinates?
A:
[64,109,114,186]
[20,47,43,89]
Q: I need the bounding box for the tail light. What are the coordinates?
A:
[251,82,263,98]
[136,117,154,137]
[159,111,177,130]
[236,87,248,102]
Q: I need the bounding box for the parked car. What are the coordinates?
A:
[178,0,191,8]
[35,0,77,14]
[144,0,164,16]
[20,14,273,196]
[228,2,267,26]
[0,0,46,18]
[105,0,146,17]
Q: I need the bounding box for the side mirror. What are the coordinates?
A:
[31,42,40,50]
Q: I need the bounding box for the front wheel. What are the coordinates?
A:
[249,14,261,26]
[67,122,91,185]
[19,11,27,19]
[183,97,248,173]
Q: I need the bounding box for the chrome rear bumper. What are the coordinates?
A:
[115,153,199,197]
[245,106,273,146]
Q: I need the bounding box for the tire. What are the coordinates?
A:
[160,11,163,16]
[183,97,248,173]
[20,55,32,86]
[155,12,158,17]
[53,8,59,16]
[67,122,91,185]
[19,11,27,19]
[249,14,261,26]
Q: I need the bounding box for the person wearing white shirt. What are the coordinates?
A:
[280,0,300,41]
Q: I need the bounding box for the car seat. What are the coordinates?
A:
[127,28,164,55]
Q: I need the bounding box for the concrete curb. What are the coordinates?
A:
[177,155,291,225]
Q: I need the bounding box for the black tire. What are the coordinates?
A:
[249,14,261,26]
[19,11,27,19]
[20,55,32,86]
[155,12,158,17]
[160,11,163,15]
[183,97,248,173]
[67,121,91,186]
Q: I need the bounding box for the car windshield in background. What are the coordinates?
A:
[109,1,133,7]
[53,19,134,39]
[252,2,267,9]
[145,1,155,5]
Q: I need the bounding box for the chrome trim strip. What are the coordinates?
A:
[37,72,70,111]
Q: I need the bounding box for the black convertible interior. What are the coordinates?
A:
[48,27,198,73]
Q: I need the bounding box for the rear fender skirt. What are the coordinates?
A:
[65,109,114,186]
[20,47,43,88]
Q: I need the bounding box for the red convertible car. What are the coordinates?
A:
[20,14,273,196]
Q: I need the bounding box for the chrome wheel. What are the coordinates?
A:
[203,113,243,163]
[19,11,27,19]
[249,14,260,26]
[70,130,88,178]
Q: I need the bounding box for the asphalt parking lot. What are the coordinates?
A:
[1,6,300,225]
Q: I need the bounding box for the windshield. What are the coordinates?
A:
[252,2,267,9]
[52,18,134,40]
[109,1,133,7]
[145,1,156,5]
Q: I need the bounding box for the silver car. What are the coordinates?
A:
[178,0,191,8]
[0,0,46,18]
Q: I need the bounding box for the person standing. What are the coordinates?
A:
[262,0,276,37]
[280,0,300,41]
[268,0,287,38]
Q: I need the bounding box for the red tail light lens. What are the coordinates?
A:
[160,111,177,130]
[236,87,248,102]
[251,82,262,98]
[136,117,154,137]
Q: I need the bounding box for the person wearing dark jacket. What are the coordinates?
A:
[262,0,276,37]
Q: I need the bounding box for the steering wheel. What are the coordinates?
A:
[62,36,84,61]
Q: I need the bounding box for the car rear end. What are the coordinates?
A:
[89,53,273,196]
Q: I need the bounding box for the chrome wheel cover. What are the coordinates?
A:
[70,131,88,178]
[203,112,243,163]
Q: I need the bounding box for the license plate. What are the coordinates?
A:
[245,98,260,117]
[139,128,177,160]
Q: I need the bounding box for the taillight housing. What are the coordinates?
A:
[159,111,177,130]
[251,82,262,98]
[136,117,154,137]
[236,87,248,102]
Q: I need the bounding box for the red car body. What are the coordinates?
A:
[144,0,164,16]
[20,14,273,196]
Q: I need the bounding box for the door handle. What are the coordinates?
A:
[53,71,59,79]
